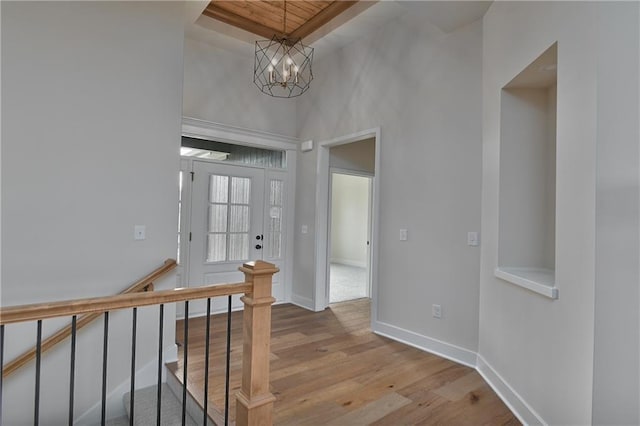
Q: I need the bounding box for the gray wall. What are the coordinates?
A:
[592,2,639,424]
[294,14,483,353]
[1,2,184,422]
[480,2,639,424]
[329,137,375,174]
[183,37,298,137]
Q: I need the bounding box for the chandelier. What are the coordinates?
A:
[253,1,314,98]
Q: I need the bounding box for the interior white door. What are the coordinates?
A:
[189,161,265,313]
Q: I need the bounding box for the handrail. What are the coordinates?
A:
[1,258,178,377]
[0,282,252,325]
[0,259,278,426]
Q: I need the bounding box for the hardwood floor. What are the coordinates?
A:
[173,299,520,425]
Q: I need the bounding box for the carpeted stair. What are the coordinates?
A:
[121,384,199,426]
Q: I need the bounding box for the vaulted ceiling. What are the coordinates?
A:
[202,1,359,40]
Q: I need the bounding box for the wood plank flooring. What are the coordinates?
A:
[172,299,519,425]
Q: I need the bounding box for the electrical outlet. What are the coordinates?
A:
[432,304,442,319]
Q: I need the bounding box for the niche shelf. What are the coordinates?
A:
[495,43,559,300]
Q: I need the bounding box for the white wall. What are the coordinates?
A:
[592,2,639,424]
[479,2,639,424]
[498,85,556,271]
[330,174,369,267]
[183,37,298,137]
[294,13,483,354]
[1,1,184,423]
[329,137,375,174]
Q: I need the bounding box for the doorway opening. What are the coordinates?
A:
[329,172,372,303]
[314,132,378,312]
[177,123,298,317]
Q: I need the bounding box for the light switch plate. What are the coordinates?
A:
[301,225,308,234]
[399,229,408,241]
[467,231,479,246]
[134,225,146,240]
[432,304,442,319]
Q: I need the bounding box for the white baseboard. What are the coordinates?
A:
[164,343,178,364]
[290,294,315,311]
[330,259,367,268]
[372,320,477,368]
[476,354,546,426]
[75,345,177,425]
[372,321,547,424]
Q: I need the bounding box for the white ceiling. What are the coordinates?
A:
[185,1,492,58]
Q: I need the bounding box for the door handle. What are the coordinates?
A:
[255,244,262,250]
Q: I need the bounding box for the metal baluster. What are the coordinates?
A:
[129,308,137,426]
[101,312,109,426]
[182,301,189,426]
[68,316,77,426]
[156,304,164,426]
[224,296,232,426]
[203,298,212,426]
[0,324,4,425]
[34,320,42,426]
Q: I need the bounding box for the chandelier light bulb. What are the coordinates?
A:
[254,35,314,97]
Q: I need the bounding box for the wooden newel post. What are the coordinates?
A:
[236,260,279,426]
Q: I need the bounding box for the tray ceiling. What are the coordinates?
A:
[202,1,359,40]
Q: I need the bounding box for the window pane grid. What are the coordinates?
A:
[206,174,252,263]
[267,179,284,259]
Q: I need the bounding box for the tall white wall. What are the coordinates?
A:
[592,2,639,424]
[295,14,483,354]
[1,1,184,422]
[480,2,639,424]
[183,37,298,137]
[330,174,369,267]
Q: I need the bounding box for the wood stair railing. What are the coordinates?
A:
[1,258,177,378]
[0,259,277,426]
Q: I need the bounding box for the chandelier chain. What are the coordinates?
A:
[252,0,313,98]
[283,1,287,37]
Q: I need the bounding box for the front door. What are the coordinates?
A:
[187,160,287,314]
[189,161,265,312]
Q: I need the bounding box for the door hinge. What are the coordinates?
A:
[190,171,194,182]
[189,232,192,241]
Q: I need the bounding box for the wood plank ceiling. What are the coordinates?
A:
[202,1,359,40]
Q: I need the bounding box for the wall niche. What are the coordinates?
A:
[495,42,558,299]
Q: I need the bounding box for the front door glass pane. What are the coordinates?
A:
[267,179,284,259]
[206,174,252,263]
[207,234,227,262]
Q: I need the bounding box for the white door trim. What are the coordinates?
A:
[181,117,298,305]
[182,117,299,150]
[314,127,381,321]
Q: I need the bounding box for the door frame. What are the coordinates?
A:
[327,168,374,304]
[314,127,381,323]
[180,117,298,304]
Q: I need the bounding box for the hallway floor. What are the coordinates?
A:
[174,299,520,425]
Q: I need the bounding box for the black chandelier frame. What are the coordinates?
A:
[253,35,314,98]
